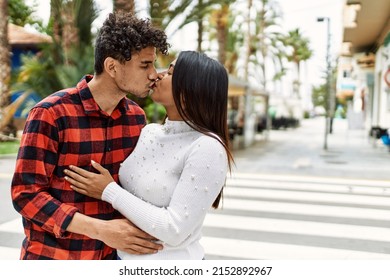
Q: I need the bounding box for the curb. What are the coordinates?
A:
[0,154,17,159]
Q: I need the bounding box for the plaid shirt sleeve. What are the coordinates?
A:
[11,106,79,238]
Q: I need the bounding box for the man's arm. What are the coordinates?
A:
[11,107,78,238]
[67,213,163,254]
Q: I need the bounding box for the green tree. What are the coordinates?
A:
[147,0,230,54]
[8,0,43,31]
[207,1,243,73]
[15,0,97,97]
[312,83,326,109]
[283,28,312,97]
[246,0,285,90]
[312,64,338,119]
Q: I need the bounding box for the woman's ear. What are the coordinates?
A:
[104,57,117,78]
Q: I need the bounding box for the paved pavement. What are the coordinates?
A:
[233,117,390,180]
[1,117,390,259]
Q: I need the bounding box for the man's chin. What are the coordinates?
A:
[129,91,149,98]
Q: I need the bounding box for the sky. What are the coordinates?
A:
[25,0,344,87]
[279,0,344,85]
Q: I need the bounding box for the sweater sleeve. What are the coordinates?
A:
[102,136,228,246]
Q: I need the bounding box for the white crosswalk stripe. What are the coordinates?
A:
[0,218,24,233]
[0,246,21,260]
[0,218,24,260]
[202,172,390,259]
[201,237,390,260]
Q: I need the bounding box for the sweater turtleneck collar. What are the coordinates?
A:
[162,118,194,134]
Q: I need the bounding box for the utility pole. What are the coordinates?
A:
[317,17,331,150]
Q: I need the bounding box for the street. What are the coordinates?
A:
[1,117,390,259]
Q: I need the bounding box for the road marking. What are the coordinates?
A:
[0,218,23,234]
[204,213,390,242]
[221,198,390,221]
[227,177,390,195]
[230,172,390,188]
[224,186,390,207]
[0,246,20,260]
[201,237,390,260]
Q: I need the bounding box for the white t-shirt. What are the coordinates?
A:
[102,119,228,259]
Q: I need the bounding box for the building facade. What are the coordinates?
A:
[338,0,390,132]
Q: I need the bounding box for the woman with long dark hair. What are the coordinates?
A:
[64,51,234,259]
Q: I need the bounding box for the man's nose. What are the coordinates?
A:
[148,69,158,80]
[148,73,157,80]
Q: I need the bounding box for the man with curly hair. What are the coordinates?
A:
[11,12,170,260]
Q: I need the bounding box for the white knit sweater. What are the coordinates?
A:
[102,119,228,259]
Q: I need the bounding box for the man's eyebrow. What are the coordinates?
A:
[141,59,157,64]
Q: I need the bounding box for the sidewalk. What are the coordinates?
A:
[232,117,390,181]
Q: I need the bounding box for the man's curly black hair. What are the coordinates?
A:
[94,12,170,75]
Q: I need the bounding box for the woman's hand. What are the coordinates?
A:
[64,160,114,200]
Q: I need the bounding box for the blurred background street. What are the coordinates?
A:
[1,116,390,259]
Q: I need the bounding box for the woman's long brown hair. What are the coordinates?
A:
[172,51,234,208]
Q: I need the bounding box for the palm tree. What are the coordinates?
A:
[49,0,97,65]
[8,0,43,29]
[283,28,313,98]
[0,0,48,136]
[209,1,230,64]
[208,0,242,72]
[196,0,204,52]
[0,0,10,107]
[223,20,244,75]
[0,0,14,136]
[148,0,192,29]
[16,0,97,98]
[114,0,135,14]
[252,0,285,90]
[147,0,228,54]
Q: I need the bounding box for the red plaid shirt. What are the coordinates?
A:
[11,75,146,259]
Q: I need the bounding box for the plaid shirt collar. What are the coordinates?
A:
[77,75,130,117]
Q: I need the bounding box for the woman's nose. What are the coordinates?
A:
[157,71,167,80]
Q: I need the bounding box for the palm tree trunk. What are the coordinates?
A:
[0,0,17,137]
[196,0,203,52]
[243,0,252,81]
[296,61,301,98]
[216,4,229,65]
[259,1,267,89]
[50,0,62,43]
[0,0,11,109]
[114,0,135,14]
[62,1,79,65]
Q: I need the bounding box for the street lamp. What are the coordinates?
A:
[317,17,331,150]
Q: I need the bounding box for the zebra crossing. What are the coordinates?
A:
[0,218,23,259]
[1,171,390,260]
[202,172,390,259]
